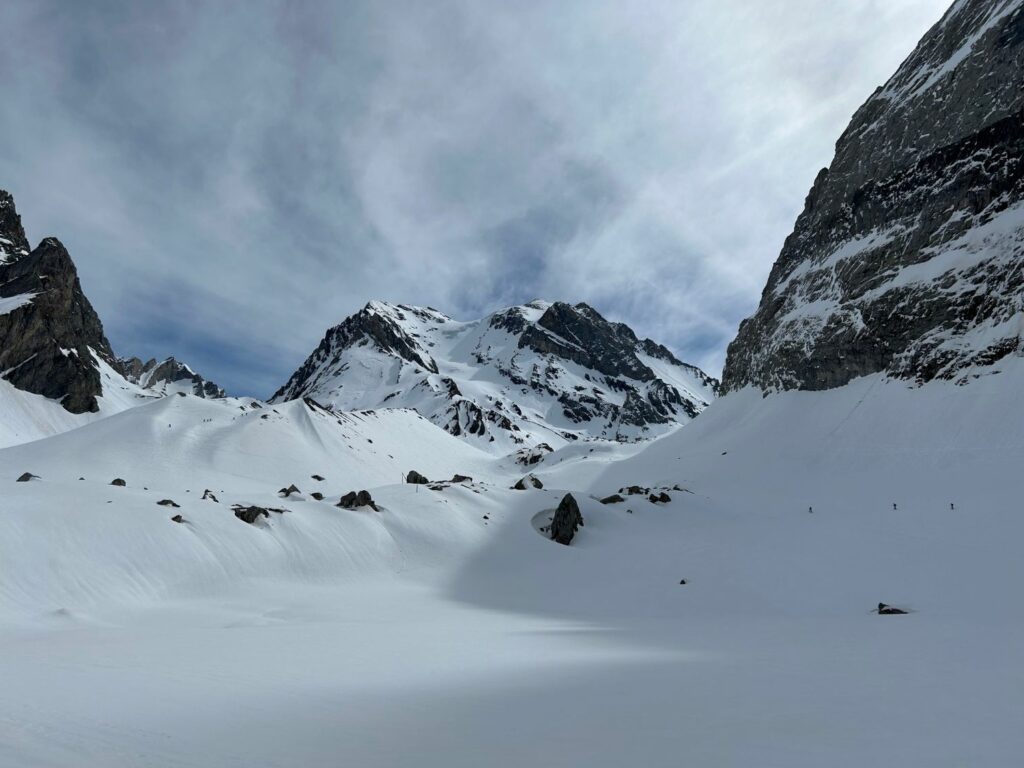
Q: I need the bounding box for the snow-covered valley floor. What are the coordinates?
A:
[3,363,1023,767]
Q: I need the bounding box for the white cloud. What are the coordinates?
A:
[0,0,951,393]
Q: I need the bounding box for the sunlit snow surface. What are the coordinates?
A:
[2,358,1023,766]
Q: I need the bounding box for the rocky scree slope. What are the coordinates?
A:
[272,300,717,451]
[723,0,1024,392]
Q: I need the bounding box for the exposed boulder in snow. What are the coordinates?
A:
[270,299,717,452]
[649,492,671,504]
[156,499,180,508]
[514,443,553,466]
[550,493,584,545]
[15,472,38,482]
[722,0,1024,393]
[110,478,126,487]
[232,505,270,525]
[337,490,377,511]
[405,470,429,485]
[513,474,543,490]
[169,514,185,524]
[600,494,624,504]
[310,492,324,501]
[278,484,301,498]
[201,489,219,502]
[877,603,909,615]
[450,474,473,483]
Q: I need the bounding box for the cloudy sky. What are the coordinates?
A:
[0,0,950,396]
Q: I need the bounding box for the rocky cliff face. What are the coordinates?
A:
[0,189,224,413]
[0,191,117,413]
[272,300,717,451]
[722,0,1024,392]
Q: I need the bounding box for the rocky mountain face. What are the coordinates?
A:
[272,300,717,451]
[0,190,117,413]
[118,356,225,399]
[723,0,1024,393]
[0,189,223,414]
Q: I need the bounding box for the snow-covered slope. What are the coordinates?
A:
[272,299,717,452]
[3,358,1023,767]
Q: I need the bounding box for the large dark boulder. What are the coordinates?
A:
[405,470,429,485]
[337,490,377,510]
[512,474,543,490]
[16,472,38,482]
[232,505,270,525]
[550,493,584,546]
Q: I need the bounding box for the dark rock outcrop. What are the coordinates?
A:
[450,474,473,483]
[513,474,544,490]
[110,478,126,487]
[405,470,429,485]
[337,490,377,510]
[877,602,909,615]
[550,493,584,545]
[232,505,270,525]
[600,494,624,504]
[201,489,219,502]
[0,191,117,413]
[16,472,38,482]
[723,1,1024,392]
[156,499,180,508]
[278,484,301,498]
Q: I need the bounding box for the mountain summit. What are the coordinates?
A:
[272,299,717,451]
[722,0,1024,392]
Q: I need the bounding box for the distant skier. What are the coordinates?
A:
[893,502,898,511]
[808,506,813,514]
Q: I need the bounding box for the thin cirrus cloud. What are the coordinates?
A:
[0,0,950,396]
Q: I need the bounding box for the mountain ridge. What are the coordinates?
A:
[272,299,717,451]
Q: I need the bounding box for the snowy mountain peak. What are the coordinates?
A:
[272,300,717,452]
[0,189,30,265]
[117,356,226,399]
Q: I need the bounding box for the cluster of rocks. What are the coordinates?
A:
[600,485,673,504]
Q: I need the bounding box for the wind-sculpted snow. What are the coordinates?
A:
[723,0,1024,392]
[272,299,717,452]
[3,358,1024,766]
